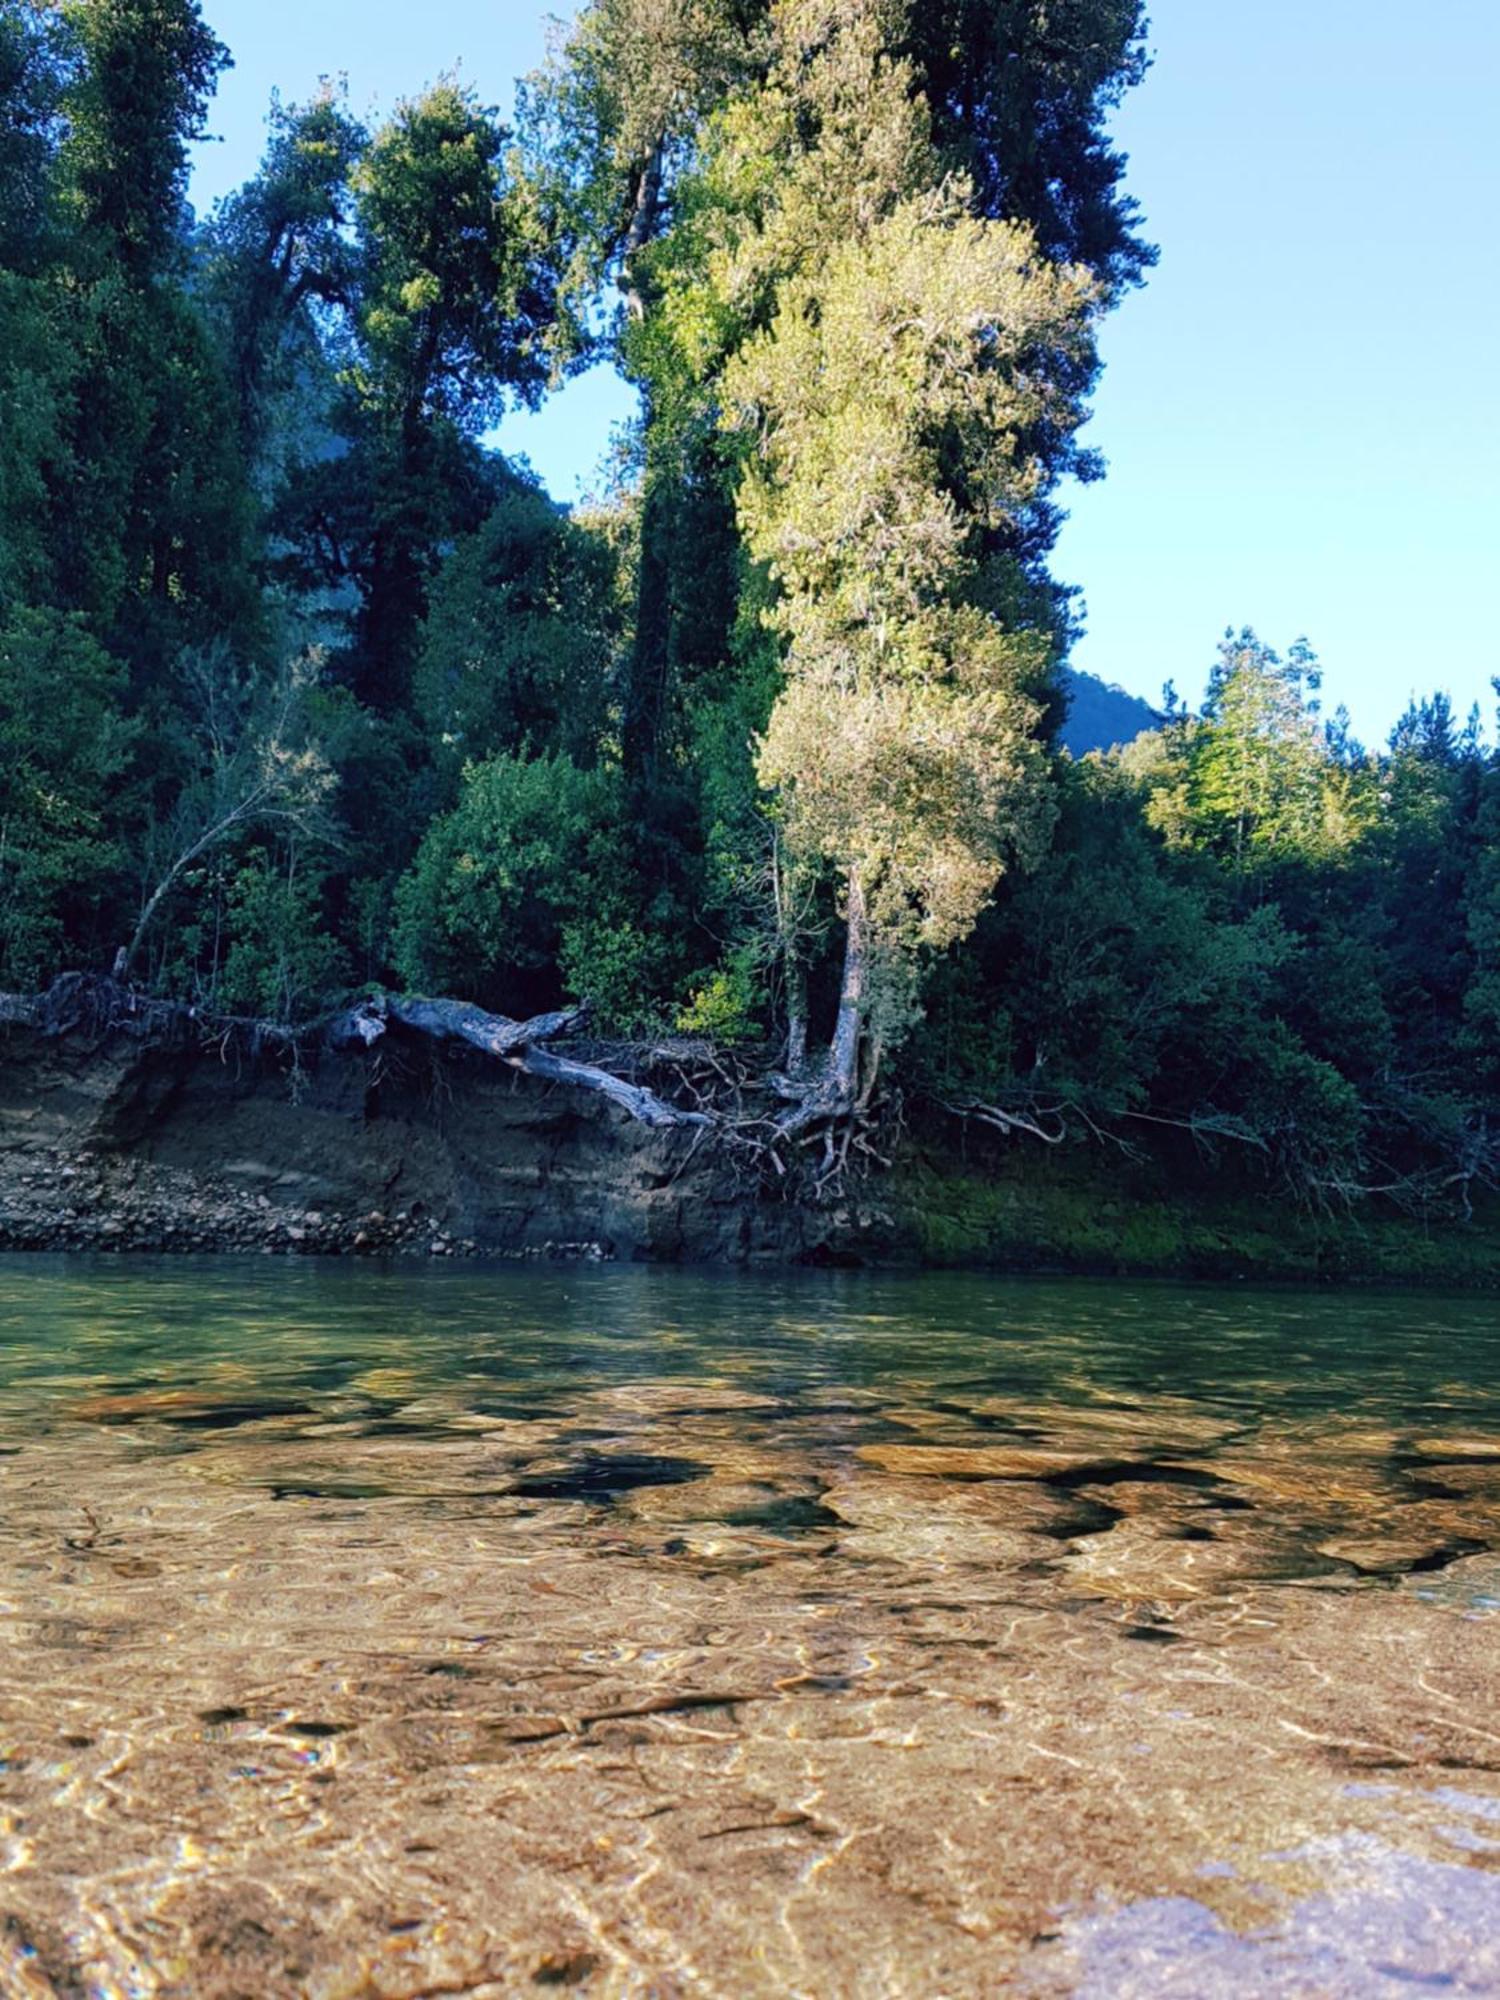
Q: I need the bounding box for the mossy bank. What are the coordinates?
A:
[898,1159,1500,1288]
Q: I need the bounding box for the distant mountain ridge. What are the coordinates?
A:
[1060,667,1162,756]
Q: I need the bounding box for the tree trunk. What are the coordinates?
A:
[617,128,672,796]
[122,864,187,979]
[621,463,674,797]
[357,518,425,714]
[783,955,809,1080]
[773,829,808,1080]
[770,870,869,1139]
[828,867,867,1106]
[620,141,666,323]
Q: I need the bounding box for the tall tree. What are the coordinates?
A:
[906,0,1152,296]
[519,0,768,330]
[729,181,1096,1116]
[0,1,69,610]
[58,0,228,279]
[290,81,561,713]
[0,0,66,273]
[45,0,256,674]
[202,86,367,459]
[530,0,1153,787]
[1140,631,1367,881]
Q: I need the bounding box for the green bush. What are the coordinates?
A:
[392,752,619,1009]
[0,610,135,986]
[674,945,764,1044]
[218,853,346,1021]
[560,914,672,1036]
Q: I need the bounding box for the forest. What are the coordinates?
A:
[2,0,1497,1221]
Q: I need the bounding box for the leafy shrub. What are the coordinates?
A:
[392,752,619,1010]
[218,853,346,1021]
[674,945,764,1044]
[560,914,672,1036]
[0,610,135,986]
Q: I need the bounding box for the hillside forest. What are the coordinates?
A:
[2,0,1498,1215]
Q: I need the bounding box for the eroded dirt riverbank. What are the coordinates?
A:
[0,1002,885,1266]
[9,992,1500,1287]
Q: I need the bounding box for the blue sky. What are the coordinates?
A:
[191,0,1500,743]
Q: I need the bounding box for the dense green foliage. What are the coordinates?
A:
[1,0,1496,1220]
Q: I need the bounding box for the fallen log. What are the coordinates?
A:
[510,1043,713,1130]
[333,992,713,1130]
[12,976,714,1132]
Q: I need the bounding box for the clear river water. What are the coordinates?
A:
[1,1255,1499,1996]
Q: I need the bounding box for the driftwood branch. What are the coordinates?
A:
[13,976,713,1132]
[336,992,713,1130]
[513,1044,712,1129]
[388,994,587,1059]
[941,1098,1068,1146]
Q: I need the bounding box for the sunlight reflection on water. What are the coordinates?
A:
[0,1257,1497,1995]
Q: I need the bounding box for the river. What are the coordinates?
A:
[1,1256,1498,1996]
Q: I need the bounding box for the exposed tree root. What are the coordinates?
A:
[770,1077,857,1143]
[941,1096,1068,1146]
[378,996,712,1136]
[374,995,712,1129]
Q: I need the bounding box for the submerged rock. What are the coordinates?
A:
[854,1443,1091,1480]
[1058,1518,1285,1601]
[824,1474,1061,1565]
